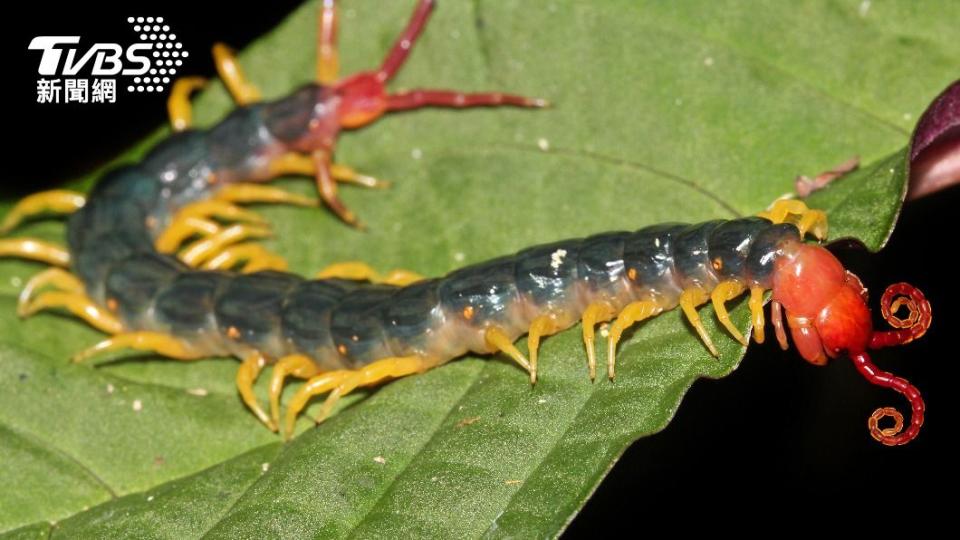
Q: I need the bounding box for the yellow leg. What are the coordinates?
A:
[72,331,200,363]
[317,0,339,84]
[212,43,261,105]
[202,242,288,272]
[679,288,719,357]
[166,76,208,131]
[749,286,766,344]
[180,223,272,267]
[268,153,389,189]
[484,326,531,373]
[155,216,220,253]
[606,300,662,380]
[215,183,317,207]
[0,238,70,266]
[0,190,86,234]
[314,150,360,227]
[237,352,274,431]
[315,261,424,285]
[17,267,84,316]
[581,301,616,381]
[269,354,321,429]
[242,252,289,273]
[20,291,123,334]
[283,355,436,440]
[527,314,562,384]
[757,199,828,241]
[710,280,748,346]
[176,199,266,224]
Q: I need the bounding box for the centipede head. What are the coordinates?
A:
[771,241,931,445]
[333,73,387,129]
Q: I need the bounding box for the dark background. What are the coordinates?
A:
[6,0,953,532]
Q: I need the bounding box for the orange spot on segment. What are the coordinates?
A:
[227,326,241,339]
[627,268,637,281]
[337,344,348,355]
[463,306,474,320]
[106,298,118,311]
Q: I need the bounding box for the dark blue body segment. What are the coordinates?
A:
[622,223,686,297]
[576,231,629,297]
[329,285,399,365]
[513,239,583,310]
[707,217,777,281]
[214,271,303,348]
[377,279,443,355]
[103,252,184,325]
[743,223,800,286]
[438,255,520,327]
[280,279,357,361]
[671,220,724,289]
[154,271,230,335]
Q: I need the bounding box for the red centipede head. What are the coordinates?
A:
[334,73,387,129]
[771,241,931,445]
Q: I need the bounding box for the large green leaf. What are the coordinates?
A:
[1,0,955,536]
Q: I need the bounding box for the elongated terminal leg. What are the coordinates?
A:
[0,190,86,234]
[710,280,748,346]
[283,355,437,439]
[72,331,200,363]
[317,0,339,84]
[167,77,208,131]
[748,286,766,344]
[581,301,616,381]
[21,291,123,334]
[607,300,662,380]
[269,354,320,430]
[527,314,562,384]
[679,288,719,357]
[484,326,531,374]
[315,261,424,286]
[17,267,84,316]
[212,43,261,104]
[237,352,274,430]
[0,238,70,266]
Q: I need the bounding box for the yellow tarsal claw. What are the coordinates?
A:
[21,291,124,334]
[484,326,531,373]
[180,223,272,267]
[72,331,199,363]
[581,301,616,381]
[606,300,662,380]
[237,352,276,431]
[167,76,208,131]
[212,43,261,104]
[679,288,719,357]
[0,238,71,267]
[269,354,320,429]
[710,280,748,346]
[18,267,84,316]
[749,287,767,344]
[0,190,86,234]
[527,315,561,384]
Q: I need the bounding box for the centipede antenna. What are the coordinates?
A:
[317,0,339,83]
[387,90,548,111]
[376,0,435,82]
[850,351,925,446]
[870,282,932,349]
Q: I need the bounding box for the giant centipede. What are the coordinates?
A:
[0,0,930,445]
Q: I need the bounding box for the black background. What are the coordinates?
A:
[5,0,954,533]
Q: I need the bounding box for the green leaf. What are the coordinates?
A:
[1,0,955,536]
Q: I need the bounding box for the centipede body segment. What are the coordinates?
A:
[1,1,930,445]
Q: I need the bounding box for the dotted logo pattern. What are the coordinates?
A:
[125,16,189,93]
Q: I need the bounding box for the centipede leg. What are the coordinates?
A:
[72,331,200,363]
[748,286,766,344]
[269,354,320,429]
[180,223,273,267]
[313,150,361,227]
[484,326,531,374]
[203,243,288,273]
[236,352,274,430]
[607,300,663,380]
[315,261,424,286]
[757,200,828,241]
[710,280,748,346]
[0,238,71,266]
[0,190,86,234]
[283,355,437,439]
[20,291,124,334]
[581,301,616,381]
[156,200,267,253]
[317,0,339,84]
[771,299,789,350]
[679,288,719,357]
[166,77,208,131]
[17,267,84,316]
[527,314,562,384]
[215,183,318,208]
[212,43,261,105]
[268,153,389,189]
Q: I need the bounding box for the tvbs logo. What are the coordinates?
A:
[29,17,188,104]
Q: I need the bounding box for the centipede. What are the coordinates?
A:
[0,0,931,446]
